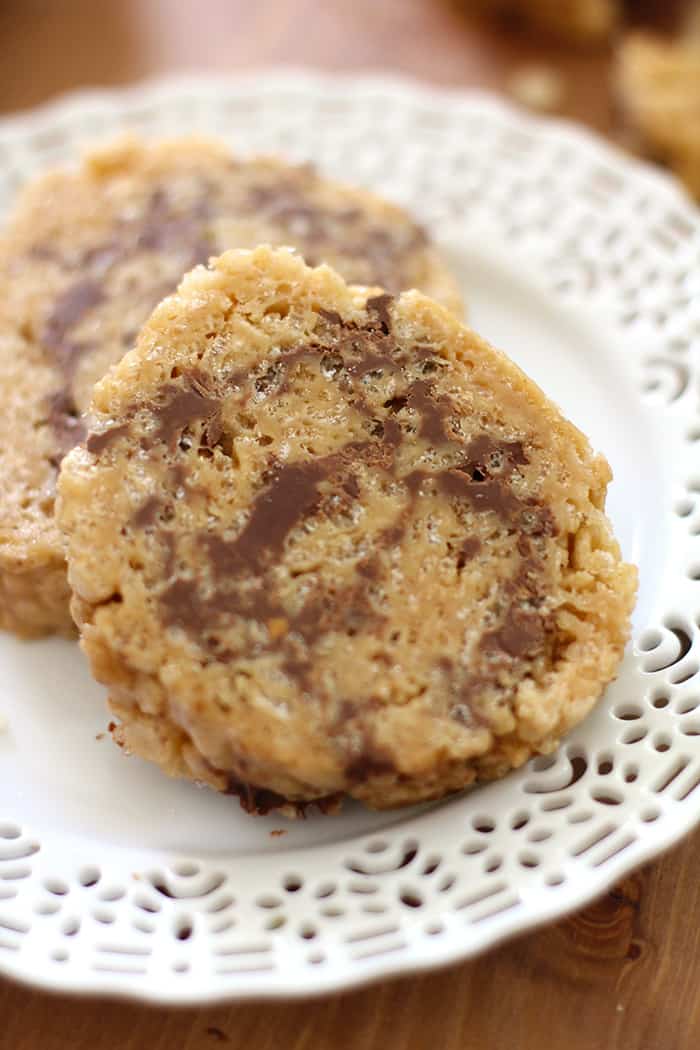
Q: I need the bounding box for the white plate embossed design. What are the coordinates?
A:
[1,72,699,1003]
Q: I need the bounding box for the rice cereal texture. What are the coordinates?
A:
[57,247,637,815]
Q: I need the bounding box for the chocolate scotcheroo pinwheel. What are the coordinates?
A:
[57,247,636,815]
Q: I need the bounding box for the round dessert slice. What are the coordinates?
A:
[0,136,462,637]
[57,246,637,815]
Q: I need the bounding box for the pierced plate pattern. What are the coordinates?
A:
[1,72,699,1002]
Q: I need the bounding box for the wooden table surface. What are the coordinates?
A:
[1,2,697,1048]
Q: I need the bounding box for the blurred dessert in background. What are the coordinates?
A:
[617,33,700,199]
[472,0,700,201]
[470,0,619,45]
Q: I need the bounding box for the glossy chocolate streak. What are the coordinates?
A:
[159,440,401,674]
[342,473,361,500]
[271,346,324,396]
[136,188,213,268]
[206,460,327,577]
[439,469,522,518]
[86,423,130,455]
[242,177,423,290]
[366,293,393,333]
[317,308,342,326]
[41,280,105,457]
[292,561,382,645]
[505,556,542,599]
[160,577,212,633]
[522,504,558,538]
[464,434,528,470]
[161,546,385,658]
[154,385,220,447]
[161,447,371,635]
[45,391,87,464]
[41,280,104,374]
[346,346,400,379]
[457,536,481,567]
[480,555,550,664]
[482,607,548,660]
[328,319,400,379]
[406,379,450,445]
[131,495,162,529]
[252,308,455,458]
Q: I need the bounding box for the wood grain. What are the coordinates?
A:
[0,1,695,1047]
[3,849,700,1050]
[0,0,618,132]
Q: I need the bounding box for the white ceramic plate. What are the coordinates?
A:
[1,72,699,1004]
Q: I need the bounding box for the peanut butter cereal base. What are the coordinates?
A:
[58,247,636,814]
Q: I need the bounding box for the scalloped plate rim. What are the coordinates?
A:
[0,71,697,1003]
